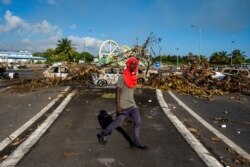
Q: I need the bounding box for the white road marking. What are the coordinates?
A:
[0,90,76,167]
[156,89,223,167]
[168,90,250,161]
[0,86,70,152]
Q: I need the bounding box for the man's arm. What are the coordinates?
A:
[116,87,121,113]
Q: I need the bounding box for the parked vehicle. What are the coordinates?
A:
[0,67,19,79]
[241,63,250,69]
[221,68,250,78]
[43,65,69,79]
[91,67,122,86]
[91,67,158,86]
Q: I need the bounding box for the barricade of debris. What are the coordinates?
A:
[6,64,100,93]
[145,60,250,99]
[5,60,250,98]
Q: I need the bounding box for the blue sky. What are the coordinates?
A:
[0,0,249,58]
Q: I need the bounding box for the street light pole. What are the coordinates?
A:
[176,48,179,68]
[159,46,162,66]
[231,40,234,66]
[83,39,86,63]
[191,25,202,60]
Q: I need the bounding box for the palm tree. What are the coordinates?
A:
[231,49,246,65]
[209,51,228,65]
[55,38,76,62]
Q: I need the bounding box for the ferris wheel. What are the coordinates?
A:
[99,40,120,60]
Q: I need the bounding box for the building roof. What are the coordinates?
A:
[0,51,46,60]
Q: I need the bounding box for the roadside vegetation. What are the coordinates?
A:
[31,37,250,66]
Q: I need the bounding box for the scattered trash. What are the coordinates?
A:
[221,124,227,128]
[28,104,31,107]
[213,117,229,124]
[11,137,23,146]
[219,156,229,166]
[227,147,250,165]
[148,99,152,103]
[192,100,198,103]
[63,152,77,158]
[223,110,228,114]
[0,155,8,163]
[188,127,198,133]
[211,136,221,142]
[48,97,51,100]
[146,115,153,119]
[237,131,241,134]
[168,104,176,110]
[101,93,116,99]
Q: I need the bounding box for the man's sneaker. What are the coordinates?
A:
[131,143,148,150]
[97,133,107,145]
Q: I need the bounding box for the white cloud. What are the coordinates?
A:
[1,0,11,5]
[0,10,27,33]
[69,24,76,29]
[21,38,31,44]
[67,36,103,55]
[30,20,61,34]
[39,0,63,5]
[0,10,102,55]
[0,10,62,36]
[68,35,103,51]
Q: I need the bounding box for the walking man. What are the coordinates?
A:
[98,56,148,150]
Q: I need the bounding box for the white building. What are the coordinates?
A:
[0,51,46,63]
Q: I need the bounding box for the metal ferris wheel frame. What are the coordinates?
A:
[98,40,120,60]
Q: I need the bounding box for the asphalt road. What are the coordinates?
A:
[0,69,45,89]
[0,86,68,142]
[1,85,249,166]
[7,69,45,79]
[16,88,206,167]
[163,90,250,166]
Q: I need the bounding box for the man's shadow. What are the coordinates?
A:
[97,110,134,147]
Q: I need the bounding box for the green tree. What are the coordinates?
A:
[55,38,76,62]
[246,58,250,63]
[72,51,94,63]
[44,48,55,63]
[209,51,228,65]
[231,49,246,65]
[80,52,94,62]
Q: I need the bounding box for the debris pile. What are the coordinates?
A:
[63,64,99,86]
[145,60,250,98]
[7,64,99,93]
[145,74,223,100]
[4,60,250,97]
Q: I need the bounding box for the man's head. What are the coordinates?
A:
[126,57,138,74]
